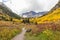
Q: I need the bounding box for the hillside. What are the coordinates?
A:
[29,0,60,24]
[0,12,11,21]
[0,2,23,22]
[37,8,60,23]
[0,2,20,19]
[29,8,60,24]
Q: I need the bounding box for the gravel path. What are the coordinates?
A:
[12,28,26,40]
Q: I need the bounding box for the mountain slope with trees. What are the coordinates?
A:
[0,2,21,19]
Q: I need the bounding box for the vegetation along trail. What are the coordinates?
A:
[12,27,26,40]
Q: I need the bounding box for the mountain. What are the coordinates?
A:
[0,2,20,19]
[21,0,60,18]
[29,0,60,24]
[33,8,60,24]
[35,1,60,24]
[29,8,60,24]
[21,11,47,18]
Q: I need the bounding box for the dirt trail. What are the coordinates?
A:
[12,28,26,40]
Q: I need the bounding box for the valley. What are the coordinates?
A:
[0,1,60,40]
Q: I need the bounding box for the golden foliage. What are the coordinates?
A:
[12,18,23,23]
[29,8,60,24]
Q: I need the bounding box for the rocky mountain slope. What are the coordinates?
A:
[22,11,47,18]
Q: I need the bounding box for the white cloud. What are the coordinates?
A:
[0,0,2,2]
[1,0,59,15]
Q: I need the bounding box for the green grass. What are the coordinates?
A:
[25,30,60,40]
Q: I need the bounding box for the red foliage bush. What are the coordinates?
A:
[36,22,60,32]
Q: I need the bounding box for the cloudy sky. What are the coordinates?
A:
[0,0,59,15]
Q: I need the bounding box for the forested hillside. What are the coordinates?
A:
[0,2,20,19]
